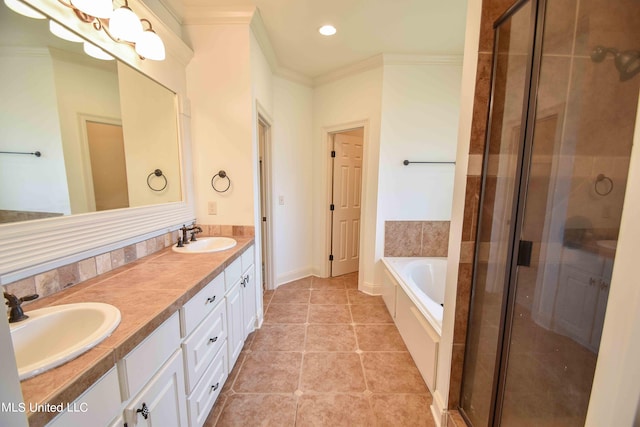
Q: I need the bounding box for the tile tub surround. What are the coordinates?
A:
[206,274,436,427]
[14,237,254,427]
[2,225,255,303]
[384,221,450,257]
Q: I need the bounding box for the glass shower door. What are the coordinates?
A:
[498,0,639,424]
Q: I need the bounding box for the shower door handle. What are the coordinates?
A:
[517,240,533,267]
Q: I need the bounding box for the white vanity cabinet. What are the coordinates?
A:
[241,248,257,338]
[120,313,188,427]
[47,367,121,427]
[225,278,244,368]
[181,272,229,427]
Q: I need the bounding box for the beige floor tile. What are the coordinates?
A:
[203,394,226,426]
[305,324,357,351]
[279,277,312,290]
[355,325,407,351]
[350,304,394,324]
[370,394,435,427]
[271,289,311,304]
[295,393,374,426]
[347,290,384,305]
[263,290,274,307]
[311,276,346,289]
[310,290,349,304]
[264,304,309,324]
[221,352,246,395]
[300,352,366,393]
[216,394,296,427]
[308,305,352,324]
[362,352,428,393]
[234,352,302,393]
[251,324,306,351]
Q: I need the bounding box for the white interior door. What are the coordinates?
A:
[331,133,363,276]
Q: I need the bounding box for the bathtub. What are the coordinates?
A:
[382,257,446,335]
[381,257,446,393]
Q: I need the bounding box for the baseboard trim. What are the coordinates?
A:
[275,267,314,288]
[360,281,382,295]
[431,390,448,427]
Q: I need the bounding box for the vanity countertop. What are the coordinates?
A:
[19,236,254,427]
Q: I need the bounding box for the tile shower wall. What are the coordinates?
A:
[384,221,450,257]
[2,225,254,303]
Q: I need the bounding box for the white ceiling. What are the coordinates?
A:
[169,0,468,79]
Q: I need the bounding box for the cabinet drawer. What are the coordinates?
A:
[225,258,242,290]
[182,302,227,392]
[241,245,254,272]
[187,343,228,427]
[181,273,225,337]
[47,367,120,427]
[125,350,188,427]
[119,312,181,400]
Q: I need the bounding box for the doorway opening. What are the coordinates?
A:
[328,128,364,277]
[257,115,272,292]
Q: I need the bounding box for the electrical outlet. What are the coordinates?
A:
[279,196,284,205]
[208,201,217,215]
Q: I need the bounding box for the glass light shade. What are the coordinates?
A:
[49,20,83,43]
[83,42,114,60]
[4,0,46,19]
[135,30,165,61]
[109,6,143,42]
[70,0,112,18]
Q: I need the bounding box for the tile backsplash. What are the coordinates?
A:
[3,225,254,303]
[384,221,450,257]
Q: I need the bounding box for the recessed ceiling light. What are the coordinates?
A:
[319,25,337,36]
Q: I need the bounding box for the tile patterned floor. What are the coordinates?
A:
[204,273,436,426]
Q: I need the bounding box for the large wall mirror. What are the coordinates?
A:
[0,2,182,225]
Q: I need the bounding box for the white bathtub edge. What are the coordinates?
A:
[382,257,443,336]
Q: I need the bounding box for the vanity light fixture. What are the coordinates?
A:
[49,0,165,61]
[318,24,337,36]
[83,41,115,60]
[3,0,45,19]
[49,20,83,43]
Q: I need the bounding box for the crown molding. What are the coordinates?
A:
[274,67,313,87]
[182,6,255,25]
[313,54,384,87]
[382,53,464,65]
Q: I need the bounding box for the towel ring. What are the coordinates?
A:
[211,170,231,193]
[594,173,613,196]
[147,169,168,192]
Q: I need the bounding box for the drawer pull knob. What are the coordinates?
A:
[207,296,216,303]
[209,337,218,343]
[136,402,149,420]
[210,382,219,393]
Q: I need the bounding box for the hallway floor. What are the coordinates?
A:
[204,272,435,426]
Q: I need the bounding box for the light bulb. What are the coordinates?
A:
[70,0,112,18]
[4,0,46,19]
[83,42,114,60]
[49,20,83,43]
[135,29,165,61]
[319,25,337,36]
[110,6,143,42]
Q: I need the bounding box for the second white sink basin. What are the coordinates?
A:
[10,302,121,380]
[172,237,237,253]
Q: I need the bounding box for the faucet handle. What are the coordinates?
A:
[20,294,39,303]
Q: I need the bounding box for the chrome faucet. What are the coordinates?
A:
[3,292,38,323]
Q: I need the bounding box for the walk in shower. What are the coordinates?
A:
[459,0,640,425]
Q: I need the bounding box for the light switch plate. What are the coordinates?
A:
[208,201,217,215]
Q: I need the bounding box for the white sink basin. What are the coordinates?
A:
[597,240,617,250]
[172,237,237,253]
[9,302,121,380]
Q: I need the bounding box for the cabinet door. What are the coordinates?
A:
[226,282,244,369]
[242,265,256,338]
[125,350,188,427]
[553,265,599,345]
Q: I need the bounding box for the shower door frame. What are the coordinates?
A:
[460,0,554,424]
